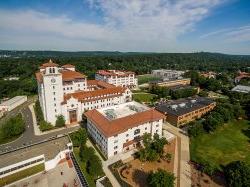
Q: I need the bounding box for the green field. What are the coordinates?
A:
[132,93,157,103]
[137,74,160,85]
[190,120,250,170]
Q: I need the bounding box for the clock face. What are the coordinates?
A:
[51,78,56,83]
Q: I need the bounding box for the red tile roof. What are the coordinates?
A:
[85,108,165,137]
[63,86,126,103]
[35,72,43,83]
[97,70,135,77]
[60,70,86,81]
[87,80,116,89]
[62,64,75,68]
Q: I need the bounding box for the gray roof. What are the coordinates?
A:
[0,96,27,106]
[0,136,70,168]
[155,97,215,116]
[231,85,250,93]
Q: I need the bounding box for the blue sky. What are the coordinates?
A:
[0,0,249,54]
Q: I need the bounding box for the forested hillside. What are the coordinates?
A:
[0,51,250,99]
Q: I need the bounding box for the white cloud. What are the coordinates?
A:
[0,0,224,51]
[200,25,250,43]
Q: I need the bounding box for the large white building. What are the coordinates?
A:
[95,70,138,89]
[36,60,132,125]
[152,69,185,80]
[85,101,165,158]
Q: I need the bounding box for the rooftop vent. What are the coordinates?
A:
[179,103,186,107]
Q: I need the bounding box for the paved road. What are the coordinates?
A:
[0,105,79,154]
[0,96,37,126]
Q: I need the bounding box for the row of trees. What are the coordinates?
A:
[149,85,198,100]
[70,128,104,179]
[0,114,25,144]
[188,101,245,137]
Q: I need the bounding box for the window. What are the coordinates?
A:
[54,98,56,101]
[53,92,56,95]
[114,140,118,143]
[156,124,159,127]
[134,129,140,135]
[54,104,56,107]
[126,139,129,142]
[55,109,57,112]
[114,151,117,155]
[114,146,118,149]
[126,134,129,137]
[53,86,55,89]
[145,127,147,130]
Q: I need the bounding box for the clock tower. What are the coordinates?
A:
[42,60,64,124]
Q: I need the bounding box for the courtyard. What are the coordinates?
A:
[111,138,176,187]
[6,159,80,187]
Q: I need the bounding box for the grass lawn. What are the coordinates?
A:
[137,74,161,85]
[0,163,45,187]
[132,93,157,103]
[0,131,22,145]
[190,120,250,170]
[73,148,97,187]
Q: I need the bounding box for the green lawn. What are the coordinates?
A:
[190,120,250,170]
[132,93,157,103]
[137,74,161,85]
[0,163,45,187]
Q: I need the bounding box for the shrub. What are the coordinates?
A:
[39,120,54,131]
[147,169,175,187]
[55,115,65,127]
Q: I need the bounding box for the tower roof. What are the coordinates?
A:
[40,59,59,68]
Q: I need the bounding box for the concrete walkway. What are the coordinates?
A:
[163,123,192,187]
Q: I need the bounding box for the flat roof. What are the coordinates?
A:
[98,101,149,120]
[155,97,215,117]
[0,96,26,107]
[150,78,190,84]
[0,136,70,169]
[85,101,165,137]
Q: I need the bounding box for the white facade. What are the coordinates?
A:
[36,60,132,125]
[0,137,73,179]
[152,69,185,80]
[0,96,27,112]
[85,101,164,158]
[95,70,138,88]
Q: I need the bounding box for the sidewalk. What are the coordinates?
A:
[163,123,192,187]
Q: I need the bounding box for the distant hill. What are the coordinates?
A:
[0,50,249,58]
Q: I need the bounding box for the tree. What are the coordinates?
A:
[147,169,175,187]
[224,161,250,187]
[70,128,88,147]
[203,116,220,132]
[187,121,204,137]
[79,144,95,162]
[55,115,65,127]
[86,154,103,177]
[152,134,168,155]
[1,114,25,138]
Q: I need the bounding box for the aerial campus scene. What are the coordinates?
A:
[0,1,249,187]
